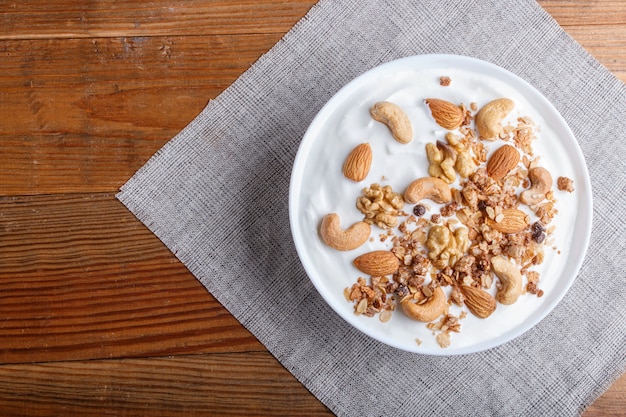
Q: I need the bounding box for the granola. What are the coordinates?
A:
[557,176,575,193]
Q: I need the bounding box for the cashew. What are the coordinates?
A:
[370,101,413,144]
[519,166,552,206]
[491,256,523,305]
[404,177,452,204]
[475,98,515,140]
[319,213,371,251]
[401,286,447,322]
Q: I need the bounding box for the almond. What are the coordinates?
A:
[425,98,464,130]
[342,143,372,182]
[353,250,399,276]
[486,144,519,179]
[485,208,530,234]
[460,285,497,318]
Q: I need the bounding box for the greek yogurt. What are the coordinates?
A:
[289,54,592,355]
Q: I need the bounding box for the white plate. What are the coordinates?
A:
[289,54,592,355]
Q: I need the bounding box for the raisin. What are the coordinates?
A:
[477,200,487,211]
[531,222,546,243]
[413,204,426,217]
[396,285,410,298]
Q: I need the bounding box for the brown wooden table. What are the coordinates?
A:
[0,1,624,415]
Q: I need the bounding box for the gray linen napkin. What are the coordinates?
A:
[117,0,626,415]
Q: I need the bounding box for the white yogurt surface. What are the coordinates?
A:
[289,55,592,355]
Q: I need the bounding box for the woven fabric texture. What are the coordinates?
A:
[117,0,626,415]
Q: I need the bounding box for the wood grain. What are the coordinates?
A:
[539,0,626,25]
[0,1,623,416]
[0,353,332,416]
[0,0,315,39]
[564,25,626,79]
[0,34,282,195]
[585,375,626,417]
[541,1,626,81]
[0,193,261,363]
[0,2,623,196]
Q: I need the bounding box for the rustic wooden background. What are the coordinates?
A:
[0,1,624,415]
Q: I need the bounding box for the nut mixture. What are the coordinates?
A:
[318,77,575,348]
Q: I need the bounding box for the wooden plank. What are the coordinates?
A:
[2,0,623,41]
[585,375,626,416]
[564,25,626,81]
[1,180,620,416]
[0,350,619,416]
[0,196,622,415]
[0,193,262,363]
[0,0,316,40]
[0,34,281,195]
[539,1,626,80]
[539,0,626,25]
[1,29,623,197]
[0,353,333,416]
